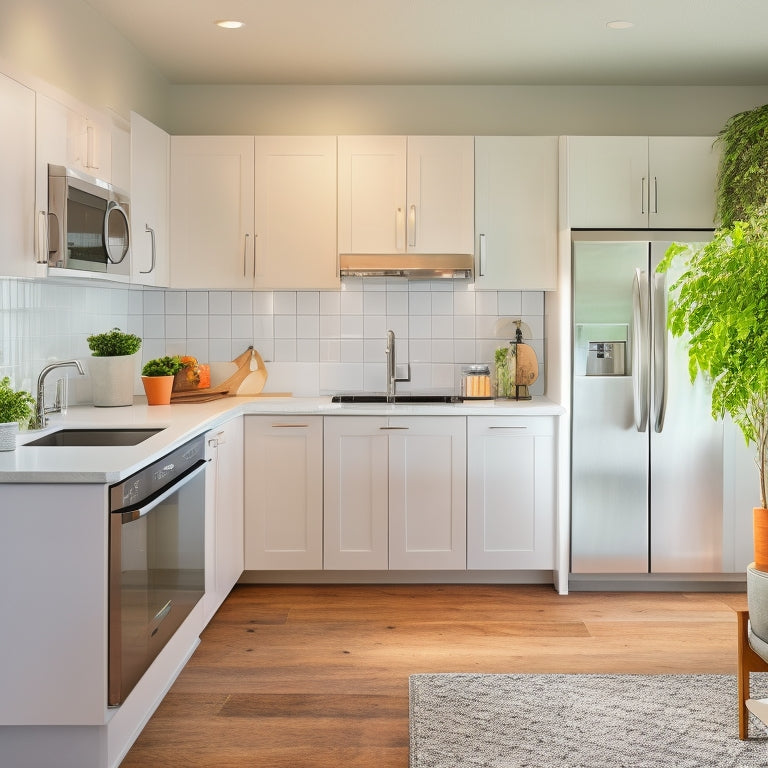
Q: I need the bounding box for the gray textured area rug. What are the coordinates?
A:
[409,673,768,768]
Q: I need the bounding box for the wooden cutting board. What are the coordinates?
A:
[515,342,539,386]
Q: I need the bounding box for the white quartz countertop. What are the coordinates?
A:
[0,395,564,483]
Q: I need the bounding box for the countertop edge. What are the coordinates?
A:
[0,395,565,483]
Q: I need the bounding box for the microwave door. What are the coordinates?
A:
[104,201,130,264]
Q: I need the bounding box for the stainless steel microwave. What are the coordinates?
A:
[47,164,131,280]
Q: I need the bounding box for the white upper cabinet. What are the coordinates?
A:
[338,135,474,255]
[170,135,339,289]
[474,136,558,291]
[130,112,170,286]
[253,136,339,289]
[566,136,719,229]
[0,72,36,278]
[169,135,255,289]
[36,91,112,181]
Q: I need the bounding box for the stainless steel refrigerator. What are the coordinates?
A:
[571,234,723,574]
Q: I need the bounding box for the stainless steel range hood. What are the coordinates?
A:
[339,253,474,279]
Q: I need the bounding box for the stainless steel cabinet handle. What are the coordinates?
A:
[408,204,416,248]
[271,423,309,428]
[652,271,667,433]
[632,268,649,432]
[36,210,48,264]
[253,234,258,278]
[652,176,659,214]
[488,426,526,430]
[140,224,156,274]
[641,177,647,215]
[379,426,409,430]
[243,233,250,277]
[479,233,487,277]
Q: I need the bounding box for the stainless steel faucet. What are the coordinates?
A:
[385,329,396,403]
[35,360,85,428]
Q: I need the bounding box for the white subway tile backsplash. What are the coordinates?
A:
[187,291,209,315]
[274,291,297,314]
[274,315,297,339]
[209,291,232,314]
[209,315,232,339]
[3,275,547,405]
[165,290,187,315]
[231,291,253,315]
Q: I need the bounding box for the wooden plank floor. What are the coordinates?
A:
[120,584,747,768]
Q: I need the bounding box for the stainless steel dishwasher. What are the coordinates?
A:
[108,434,207,707]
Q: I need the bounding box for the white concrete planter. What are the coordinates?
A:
[0,421,18,451]
[89,353,139,407]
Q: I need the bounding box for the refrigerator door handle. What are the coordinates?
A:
[632,268,649,432]
[652,271,668,432]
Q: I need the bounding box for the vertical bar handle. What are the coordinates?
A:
[652,271,667,432]
[641,177,647,215]
[631,268,649,432]
[652,176,659,214]
[140,224,156,274]
[479,233,487,277]
[36,210,48,264]
[243,233,250,277]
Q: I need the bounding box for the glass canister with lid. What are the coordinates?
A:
[460,365,492,400]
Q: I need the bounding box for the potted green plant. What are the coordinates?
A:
[87,327,142,407]
[0,377,36,451]
[141,356,183,405]
[658,210,768,569]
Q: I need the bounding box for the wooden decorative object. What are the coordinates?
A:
[170,347,267,403]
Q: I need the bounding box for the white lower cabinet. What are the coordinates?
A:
[243,415,324,569]
[324,416,466,570]
[467,416,555,569]
[205,415,245,622]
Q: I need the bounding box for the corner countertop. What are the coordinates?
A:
[0,395,564,484]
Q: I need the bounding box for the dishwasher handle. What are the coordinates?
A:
[116,460,207,523]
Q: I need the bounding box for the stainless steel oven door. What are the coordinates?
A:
[108,460,206,707]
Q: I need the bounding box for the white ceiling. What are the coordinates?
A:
[84,0,768,87]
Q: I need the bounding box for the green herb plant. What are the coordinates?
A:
[0,377,36,428]
[141,356,183,377]
[657,210,768,506]
[87,328,142,357]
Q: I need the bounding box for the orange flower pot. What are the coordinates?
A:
[141,375,174,406]
[753,507,768,571]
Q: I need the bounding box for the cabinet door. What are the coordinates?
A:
[406,136,474,255]
[324,417,389,569]
[467,417,555,569]
[388,417,466,570]
[170,135,254,288]
[244,415,323,570]
[567,136,649,228]
[648,137,719,229]
[0,73,36,277]
[253,136,339,289]
[338,135,407,254]
[205,416,245,622]
[475,136,558,290]
[130,112,170,286]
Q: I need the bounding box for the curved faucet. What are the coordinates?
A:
[36,360,85,428]
[386,330,396,403]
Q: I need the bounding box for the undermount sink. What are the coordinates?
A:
[331,393,456,404]
[23,428,164,447]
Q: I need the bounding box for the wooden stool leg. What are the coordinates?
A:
[737,609,752,740]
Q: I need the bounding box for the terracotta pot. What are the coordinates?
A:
[141,375,174,406]
[754,507,768,571]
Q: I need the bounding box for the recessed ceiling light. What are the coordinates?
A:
[606,20,634,30]
[215,20,245,29]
